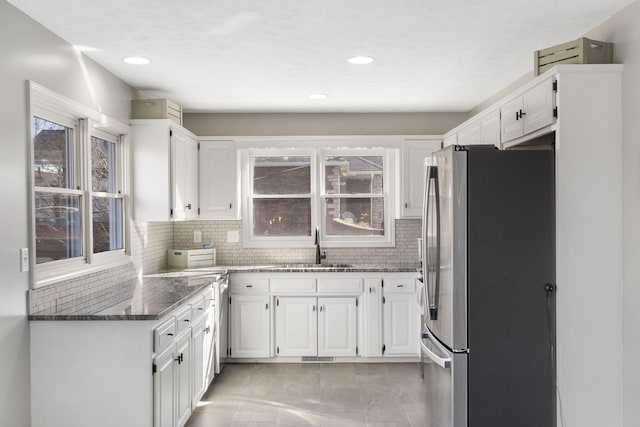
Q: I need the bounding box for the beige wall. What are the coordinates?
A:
[183,112,468,136]
[0,1,135,426]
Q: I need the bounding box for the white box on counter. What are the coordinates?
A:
[167,248,216,268]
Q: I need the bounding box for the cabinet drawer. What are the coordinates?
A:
[176,306,193,334]
[317,277,363,294]
[154,317,177,353]
[271,277,316,293]
[383,278,415,293]
[191,295,208,319]
[230,275,269,293]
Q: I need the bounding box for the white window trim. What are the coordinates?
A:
[28,81,131,288]
[240,144,396,248]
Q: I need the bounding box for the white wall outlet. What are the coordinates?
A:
[194,230,202,243]
[20,248,29,272]
[227,230,240,243]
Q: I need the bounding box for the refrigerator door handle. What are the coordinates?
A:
[423,165,441,320]
[420,329,451,369]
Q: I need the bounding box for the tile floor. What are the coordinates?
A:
[186,363,428,427]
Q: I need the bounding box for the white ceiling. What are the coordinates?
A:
[8,0,634,113]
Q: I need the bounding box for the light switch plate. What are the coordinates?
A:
[20,248,29,272]
[194,230,202,243]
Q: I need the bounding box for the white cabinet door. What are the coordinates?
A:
[154,346,177,427]
[230,295,270,358]
[171,130,198,220]
[175,331,192,427]
[523,77,556,135]
[501,78,556,144]
[457,120,481,146]
[501,97,525,143]
[318,297,357,357]
[363,278,382,357]
[132,120,200,221]
[275,297,317,357]
[190,316,207,409]
[383,293,419,356]
[199,140,238,219]
[480,110,501,147]
[401,139,442,218]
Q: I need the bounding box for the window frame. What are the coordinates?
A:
[241,148,317,248]
[241,145,396,248]
[29,82,131,287]
[319,148,395,247]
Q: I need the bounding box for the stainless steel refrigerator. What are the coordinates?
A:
[420,145,556,427]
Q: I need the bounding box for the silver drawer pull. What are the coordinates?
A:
[166,333,174,336]
[246,285,253,288]
[184,319,190,322]
[397,284,404,288]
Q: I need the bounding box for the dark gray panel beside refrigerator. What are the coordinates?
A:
[466,147,555,427]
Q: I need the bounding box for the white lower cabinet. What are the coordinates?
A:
[318,297,357,357]
[154,345,177,427]
[175,331,192,427]
[228,272,419,362]
[275,297,317,356]
[230,294,271,358]
[29,285,215,427]
[275,296,357,357]
[382,278,420,356]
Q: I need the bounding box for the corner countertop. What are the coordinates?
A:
[29,276,215,321]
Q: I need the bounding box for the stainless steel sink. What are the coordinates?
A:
[277,263,354,269]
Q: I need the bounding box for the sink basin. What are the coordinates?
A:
[278,263,354,269]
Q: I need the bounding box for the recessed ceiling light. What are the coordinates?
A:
[347,56,375,65]
[308,93,328,100]
[123,56,151,65]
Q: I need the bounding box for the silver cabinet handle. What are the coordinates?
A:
[313,305,316,311]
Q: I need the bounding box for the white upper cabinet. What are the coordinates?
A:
[131,119,199,221]
[172,130,199,220]
[501,77,556,144]
[456,109,500,148]
[199,140,239,220]
[401,139,442,218]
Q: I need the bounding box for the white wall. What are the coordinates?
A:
[0,1,134,426]
[583,3,640,426]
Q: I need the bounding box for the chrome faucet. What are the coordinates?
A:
[314,228,326,265]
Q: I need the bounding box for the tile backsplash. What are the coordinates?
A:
[29,218,420,314]
[173,219,421,266]
[28,262,136,315]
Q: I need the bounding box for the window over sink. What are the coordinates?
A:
[241,145,395,248]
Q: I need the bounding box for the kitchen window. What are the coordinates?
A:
[30,82,130,285]
[243,150,316,247]
[242,146,394,248]
[320,150,391,246]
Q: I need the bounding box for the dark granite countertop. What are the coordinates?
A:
[163,264,420,274]
[29,276,215,321]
